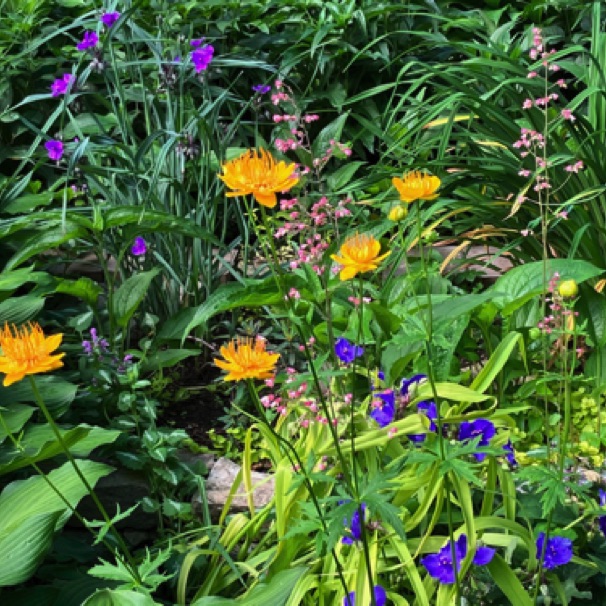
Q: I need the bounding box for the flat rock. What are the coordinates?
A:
[194,457,275,518]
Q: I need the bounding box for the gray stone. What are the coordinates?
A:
[194,457,275,518]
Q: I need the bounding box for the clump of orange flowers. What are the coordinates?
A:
[214,336,280,382]
[331,233,391,281]
[0,322,65,387]
[218,148,299,208]
[392,171,440,203]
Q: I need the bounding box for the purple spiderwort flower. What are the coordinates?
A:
[252,84,271,94]
[51,74,75,97]
[421,534,495,584]
[343,585,387,606]
[45,139,64,161]
[458,419,496,461]
[371,390,396,428]
[101,11,120,28]
[335,337,364,364]
[131,236,147,256]
[190,38,205,48]
[407,400,438,443]
[400,374,426,401]
[536,533,573,569]
[191,44,214,73]
[76,31,99,51]
[342,503,365,545]
[599,490,606,537]
[503,440,517,467]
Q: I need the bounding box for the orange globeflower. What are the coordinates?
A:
[214,337,280,382]
[392,171,440,203]
[331,233,391,281]
[0,323,65,387]
[218,148,299,208]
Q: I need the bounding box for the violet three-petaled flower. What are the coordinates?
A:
[334,337,364,364]
[342,503,366,545]
[51,74,75,97]
[131,236,147,256]
[536,532,573,569]
[343,585,387,606]
[400,374,426,399]
[458,418,496,461]
[45,139,64,161]
[421,534,495,584]
[76,31,99,51]
[252,84,271,94]
[101,11,120,27]
[407,400,438,443]
[370,390,396,428]
[191,45,214,73]
[599,489,606,537]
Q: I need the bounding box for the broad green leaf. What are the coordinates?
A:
[1,376,77,417]
[104,208,220,245]
[140,349,199,372]
[55,277,103,306]
[0,267,46,293]
[62,113,119,139]
[0,404,35,442]
[2,192,54,214]
[0,295,45,324]
[327,161,365,191]
[0,460,113,586]
[112,269,161,329]
[490,259,603,315]
[82,590,161,606]
[5,223,86,270]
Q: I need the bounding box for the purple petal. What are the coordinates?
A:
[473,546,495,566]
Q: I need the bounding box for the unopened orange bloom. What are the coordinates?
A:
[331,233,391,281]
[218,148,299,208]
[214,337,280,381]
[392,171,440,203]
[0,323,65,387]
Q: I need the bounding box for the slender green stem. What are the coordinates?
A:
[414,204,461,604]
[28,376,141,584]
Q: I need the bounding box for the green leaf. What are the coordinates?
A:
[55,277,103,306]
[5,223,85,270]
[490,259,603,315]
[0,460,113,586]
[112,269,161,329]
[471,332,523,394]
[82,590,161,606]
[2,192,54,215]
[192,567,307,606]
[140,349,199,372]
[0,376,77,417]
[62,113,119,139]
[0,295,45,324]
[0,404,35,443]
[327,161,365,191]
[416,382,494,404]
[486,554,533,606]
[0,267,46,293]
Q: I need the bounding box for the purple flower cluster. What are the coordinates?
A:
[536,532,573,569]
[101,11,120,28]
[76,31,99,51]
[343,585,386,606]
[458,419,496,461]
[342,503,365,545]
[335,337,364,364]
[82,328,110,357]
[252,84,271,94]
[599,490,606,537]
[421,534,495,584]
[45,140,64,161]
[131,236,147,256]
[51,74,75,97]
[191,43,214,73]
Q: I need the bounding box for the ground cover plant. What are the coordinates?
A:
[0,1,606,605]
